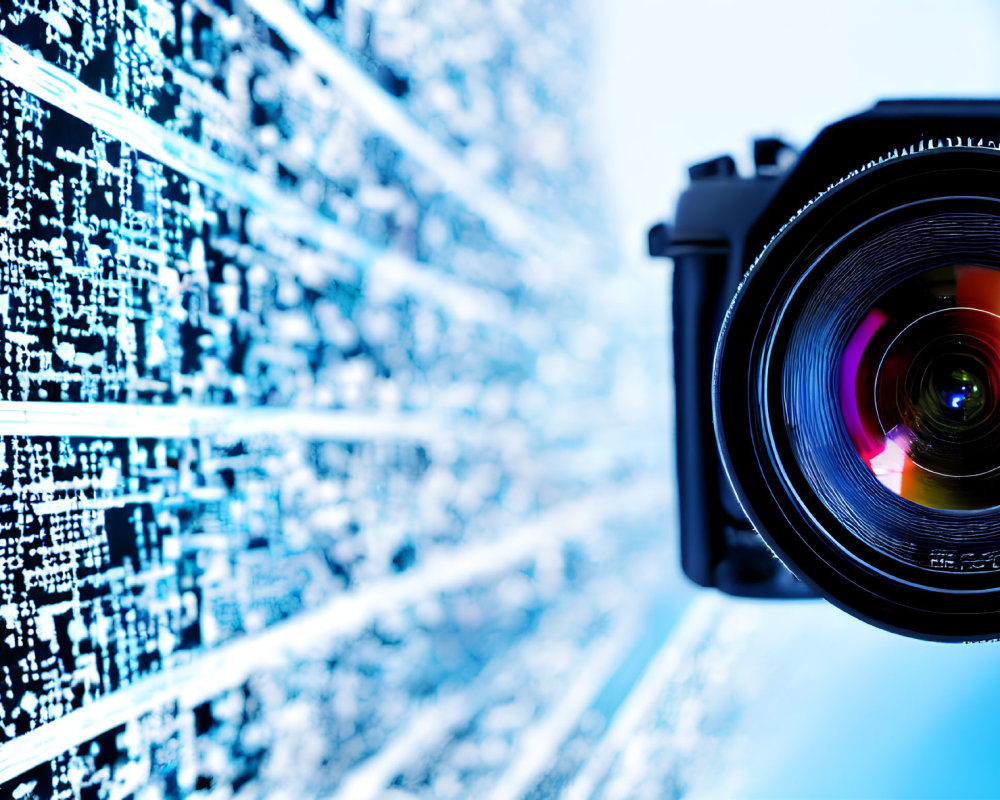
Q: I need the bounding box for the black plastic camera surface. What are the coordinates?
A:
[650,100,1000,611]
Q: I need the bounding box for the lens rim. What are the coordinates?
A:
[715,147,1000,641]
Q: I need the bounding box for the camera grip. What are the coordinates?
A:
[672,250,816,598]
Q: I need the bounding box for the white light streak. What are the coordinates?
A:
[561,595,726,800]
[0,401,453,442]
[484,619,643,800]
[0,35,511,323]
[324,692,473,800]
[244,0,562,258]
[0,480,667,784]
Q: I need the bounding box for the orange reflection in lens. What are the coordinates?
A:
[956,264,1000,313]
[899,451,926,507]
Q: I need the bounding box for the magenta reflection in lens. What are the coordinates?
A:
[839,265,1000,510]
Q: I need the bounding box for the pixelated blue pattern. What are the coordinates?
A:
[0,2,675,798]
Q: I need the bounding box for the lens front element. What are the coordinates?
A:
[840,266,1000,510]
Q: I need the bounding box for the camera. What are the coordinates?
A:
[650,100,1000,642]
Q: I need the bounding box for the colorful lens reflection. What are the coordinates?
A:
[839,265,1000,510]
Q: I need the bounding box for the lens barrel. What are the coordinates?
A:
[715,146,1000,641]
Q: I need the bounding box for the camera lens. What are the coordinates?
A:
[840,267,1000,510]
[714,147,1000,640]
[782,215,1000,580]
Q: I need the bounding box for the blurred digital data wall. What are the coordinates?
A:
[0,1,690,798]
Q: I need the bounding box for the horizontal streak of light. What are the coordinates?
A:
[324,692,473,800]
[0,402,665,463]
[0,35,511,324]
[483,619,644,800]
[0,401,457,442]
[0,37,362,257]
[561,594,726,800]
[244,0,557,258]
[327,602,642,800]
[0,479,668,785]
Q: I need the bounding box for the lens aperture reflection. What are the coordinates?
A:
[839,265,1000,510]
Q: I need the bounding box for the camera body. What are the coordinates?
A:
[650,100,1000,612]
